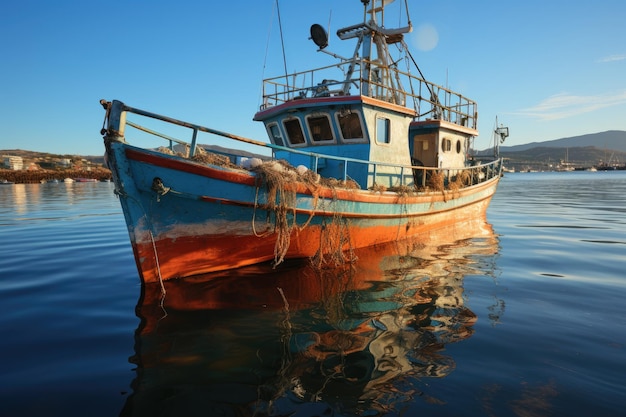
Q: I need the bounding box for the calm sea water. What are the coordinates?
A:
[0,172,625,417]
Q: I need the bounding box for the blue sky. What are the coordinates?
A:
[1,0,625,155]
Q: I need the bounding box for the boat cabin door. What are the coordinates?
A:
[411,134,437,167]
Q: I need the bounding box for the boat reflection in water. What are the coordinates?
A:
[121,219,500,416]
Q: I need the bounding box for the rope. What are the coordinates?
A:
[149,230,166,298]
[252,185,273,238]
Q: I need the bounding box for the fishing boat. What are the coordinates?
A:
[100,0,504,284]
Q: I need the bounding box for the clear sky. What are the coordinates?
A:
[1,0,625,156]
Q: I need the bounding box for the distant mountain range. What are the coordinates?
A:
[477,130,626,170]
[499,130,626,153]
[0,149,106,164]
[3,130,626,172]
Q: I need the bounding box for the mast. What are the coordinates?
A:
[336,0,412,101]
[493,116,509,157]
[366,0,411,102]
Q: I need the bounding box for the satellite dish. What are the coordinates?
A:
[310,24,328,49]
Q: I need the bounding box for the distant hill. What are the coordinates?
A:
[0,149,105,165]
[4,130,626,173]
[475,130,626,170]
[500,130,626,153]
[502,145,625,165]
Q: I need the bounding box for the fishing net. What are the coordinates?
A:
[251,160,360,268]
[154,145,476,268]
[156,146,176,155]
[447,170,471,193]
[157,145,239,168]
[427,170,445,192]
[388,184,415,196]
[369,183,388,193]
[252,161,299,266]
[320,177,360,190]
[310,208,356,269]
[191,146,238,168]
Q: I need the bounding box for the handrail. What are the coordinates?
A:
[102,100,500,191]
[259,57,478,130]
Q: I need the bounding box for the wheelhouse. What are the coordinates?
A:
[254,95,416,189]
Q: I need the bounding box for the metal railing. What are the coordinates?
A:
[260,58,478,129]
[102,100,500,192]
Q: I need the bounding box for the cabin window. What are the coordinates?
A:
[268,123,284,146]
[456,139,462,154]
[376,117,390,144]
[337,111,364,141]
[284,118,305,145]
[306,114,334,142]
[441,138,452,152]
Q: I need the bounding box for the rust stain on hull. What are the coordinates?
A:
[133,195,493,283]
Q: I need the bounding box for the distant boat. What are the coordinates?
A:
[557,148,575,171]
[595,163,626,171]
[0,179,14,185]
[47,179,60,183]
[595,151,625,170]
[74,178,98,182]
[63,178,74,183]
[100,0,505,284]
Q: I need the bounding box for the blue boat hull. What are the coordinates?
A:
[107,142,500,283]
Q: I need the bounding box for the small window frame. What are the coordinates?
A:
[283,117,307,146]
[375,116,391,144]
[336,110,366,143]
[305,113,335,144]
[441,138,452,152]
[267,122,285,147]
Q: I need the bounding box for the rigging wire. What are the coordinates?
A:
[404,0,411,26]
[259,1,276,108]
[276,0,289,90]
[261,1,276,82]
[404,46,436,104]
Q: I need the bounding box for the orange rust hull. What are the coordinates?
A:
[107,144,500,283]
[131,189,494,283]
[125,218,499,415]
[137,216,497,324]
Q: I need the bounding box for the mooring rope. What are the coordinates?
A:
[252,185,273,238]
[148,230,166,298]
